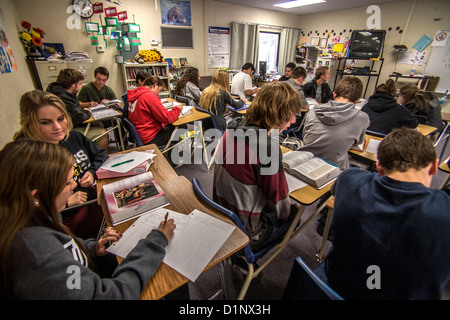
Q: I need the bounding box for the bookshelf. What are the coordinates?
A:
[121,63,171,98]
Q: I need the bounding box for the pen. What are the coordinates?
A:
[164,212,169,224]
[111,159,135,167]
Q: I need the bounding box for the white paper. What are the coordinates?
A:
[163,209,235,282]
[285,172,307,193]
[101,151,155,173]
[107,208,235,282]
[107,208,191,258]
[366,139,381,154]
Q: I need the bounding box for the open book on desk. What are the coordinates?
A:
[96,149,156,179]
[90,99,122,120]
[107,208,235,282]
[283,151,341,189]
[103,172,169,225]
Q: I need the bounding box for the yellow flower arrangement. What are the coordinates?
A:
[18,20,45,50]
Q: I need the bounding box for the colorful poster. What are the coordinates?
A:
[161,0,191,26]
[0,24,17,74]
[431,30,449,47]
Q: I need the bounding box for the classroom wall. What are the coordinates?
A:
[0,0,35,148]
[297,0,450,96]
[0,0,448,148]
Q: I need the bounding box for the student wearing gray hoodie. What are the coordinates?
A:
[300,77,370,171]
[0,140,175,299]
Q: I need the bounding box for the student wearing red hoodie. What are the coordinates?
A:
[127,76,182,146]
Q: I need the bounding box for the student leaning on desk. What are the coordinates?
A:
[0,140,175,299]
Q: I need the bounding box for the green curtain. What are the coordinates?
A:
[278,27,301,74]
[230,21,260,70]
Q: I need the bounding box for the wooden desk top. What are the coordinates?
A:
[439,156,450,174]
[96,145,248,300]
[418,124,437,136]
[172,108,211,126]
[280,146,332,205]
[441,112,450,122]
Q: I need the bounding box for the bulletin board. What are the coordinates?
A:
[424,31,450,93]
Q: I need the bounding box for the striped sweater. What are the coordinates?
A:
[213,118,291,243]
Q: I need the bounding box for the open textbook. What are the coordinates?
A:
[283,151,340,189]
[107,208,235,282]
[103,172,169,225]
[90,99,122,120]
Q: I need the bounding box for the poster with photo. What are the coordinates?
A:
[0,24,17,74]
[161,0,191,26]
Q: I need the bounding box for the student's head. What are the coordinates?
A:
[175,67,200,96]
[136,70,150,86]
[94,66,110,88]
[315,66,330,82]
[245,81,303,131]
[375,79,396,97]
[399,83,431,114]
[56,68,84,94]
[143,75,164,95]
[14,90,73,144]
[284,62,296,79]
[333,77,363,103]
[377,127,438,176]
[199,70,230,113]
[0,139,80,295]
[290,66,307,86]
[183,67,200,84]
[242,62,255,75]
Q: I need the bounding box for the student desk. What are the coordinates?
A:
[263,147,333,264]
[96,144,249,300]
[438,156,450,189]
[162,99,210,154]
[83,106,125,151]
[349,124,438,164]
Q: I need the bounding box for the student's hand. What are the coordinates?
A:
[157,219,176,242]
[67,191,88,207]
[101,99,110,104]
[79,172,95,188]
[95,227,122,256]
[88,101,98,108]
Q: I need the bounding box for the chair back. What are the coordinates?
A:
[413,114,428,125]
[175,95,191,105]
[283,257,344,300]
[122,118,144,147]
[194,105,218,131]
[192,178,281,264]
[366,129,387,138]
[121,92,129,118]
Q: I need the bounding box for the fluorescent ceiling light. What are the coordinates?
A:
[274,0,326,8]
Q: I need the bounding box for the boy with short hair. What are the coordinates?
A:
[302,66,333,103]
[78,66,117,107]
[300,77,370,170]
[231,62,259,101]
[326,127,450,299]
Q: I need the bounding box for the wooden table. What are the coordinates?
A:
[96,144,249,299]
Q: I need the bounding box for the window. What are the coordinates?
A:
[258,32,280,75]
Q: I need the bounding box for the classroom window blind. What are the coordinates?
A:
[161,27,193,48]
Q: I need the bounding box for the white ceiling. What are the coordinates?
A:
[216,0,399,15]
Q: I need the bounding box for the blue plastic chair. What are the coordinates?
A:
[282,257,344,300]
[366,129,387,138]
[121,92,129,119]
[122,118,144,148]
[192,177,289,299]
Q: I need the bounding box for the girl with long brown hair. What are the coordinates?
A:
[0,139,174,299]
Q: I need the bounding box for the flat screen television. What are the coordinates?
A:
[347,30,386,59]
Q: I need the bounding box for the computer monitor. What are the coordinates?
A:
[259,61,267,77]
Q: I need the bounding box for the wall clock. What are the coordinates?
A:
[72,0,94,19]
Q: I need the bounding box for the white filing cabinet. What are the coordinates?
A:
[28,60,95,90]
